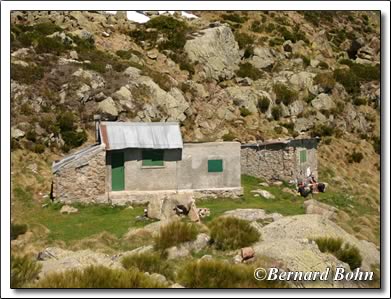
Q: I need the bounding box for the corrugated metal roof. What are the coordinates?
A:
[52,144,104,173]
[100,122,183,150]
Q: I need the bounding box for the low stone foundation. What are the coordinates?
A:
[104,187,243,206]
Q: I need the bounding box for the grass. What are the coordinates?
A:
[11,254,42,288]
[122,252,174,280]
[209,217,260,250]
[314,237,362,270]
[178,258,286,288]
[34,265,167,288]
[273,83,298,106]
[199,175,305,221]
[11,223,28,240]
[154,221,198,251]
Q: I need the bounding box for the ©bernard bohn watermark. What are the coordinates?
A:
[254,267,374,282]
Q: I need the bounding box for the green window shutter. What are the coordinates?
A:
[208,159,223,172]
[300,150,307,164]
[142,149,164,167]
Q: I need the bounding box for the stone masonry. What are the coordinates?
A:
[52,145,106,203]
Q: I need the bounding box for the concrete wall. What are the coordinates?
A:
[105,142,241,192]
[241,139,318,182]
[178,142,241,190]
[106,148,181,192]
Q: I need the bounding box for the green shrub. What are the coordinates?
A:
[234,32,254,49]
[243,46,254,59]
[273,83,297,105]
[280,25,308,43]
[169,52,195,75]
[116,49,142,60]
[268,37,284,47]
[311,124,335,137]
[352,96,367,106]
[35,36,70,54]
[334,68,360,94]
[11,64,44,84]
[222,13,247,24]
[350,63,380,82]
[258,96,270,113]
[240,107,252,117]
[57,111,75,132]
[61,130,88,149]
[274,126,283,134]
[11,254,42,288]
[147,15,187,32]
[372,136,380,155]
[154,221,198,251]
[347,151,364,163]
[33,143,45,154]
[336,244,363,270]
[29,22,63,35]
[26,130,37,142]
[250,20,263,33]
[34,265,167,288]
[302,11,335,26]
[300,55,311,67]
[271,105,282,120]
[314,72,336,92]
[318,61,329,69]
[235,62,264,80]
[11,223,28,240]
[314,237,343,253]
[209,217,260,250]
[178,259,284,288]
[122,252,173,279]
[222,132,236,141]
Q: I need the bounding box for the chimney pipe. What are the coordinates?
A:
[93,114,101,144]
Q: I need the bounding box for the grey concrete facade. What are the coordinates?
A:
[241,138,318,182]
[105,142,241,192]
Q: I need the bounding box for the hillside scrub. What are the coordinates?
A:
[11,223,28,240]
[273,83,298,105]
[209,217,260,250]
[314,72,336,93]
[34,265,167,288]
[178,259,285,288]
[154,221,198,251]
[235,62,264,80]
[11,254,42,288]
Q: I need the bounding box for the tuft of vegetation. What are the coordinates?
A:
[318,61,329,70]
[222,132,236,141]
[314,236,343,253]
[222,13,248,24]
[314,237,362,270]
[235,62,264,80]
[250,20,263,33]
[333,68,360,94]
[121,252,173,280]
[34,265,167,288]
[234,32,254,50]
[268,37,284,47]
[11,223,28,240]
[240,107,252,117]
[209,217,260,250]
[258,96,270,113]
[11,64,44,85]
[346,151,364,163]
[154,221,198,251]
[302,11,335,26]
[271,105,282,120]
[279,25,309,43]
[56,111,87,151]
[372,136,380,155]
[311,124,335,137]
[11,254,42,288]
[352,96,367,106]
[273,83,297,105]
[314,72,336,93]
[178,259,285,288]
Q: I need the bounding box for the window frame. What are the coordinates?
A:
[208,159,223,173]
[141,149,165,168]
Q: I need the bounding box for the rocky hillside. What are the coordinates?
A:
[10,11,381,243]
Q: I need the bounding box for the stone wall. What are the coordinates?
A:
[241,139,318,182]
[53,145,107,203]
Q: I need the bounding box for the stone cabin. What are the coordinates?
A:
[52,122,242,205]
[241,138,319,182]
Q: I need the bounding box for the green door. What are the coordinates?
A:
[111,151,124,191]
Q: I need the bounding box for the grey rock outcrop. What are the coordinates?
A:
[184,25,240,80]
[311,93,336,111]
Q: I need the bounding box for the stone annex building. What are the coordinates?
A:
[52,121,319,205]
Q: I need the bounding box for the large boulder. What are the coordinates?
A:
[289,72,315,91]
[250,47,275,70]
[184,25,240,80]
[98,97,119,120]
[258,214,380,272]
[11,127,25,139]
[225,86,266,114]
[304,199,337,219]
[311,93,336,111]
[222,208,282,222]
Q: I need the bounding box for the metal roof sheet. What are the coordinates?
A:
[100,122,183,150]
[52,144,103,173]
